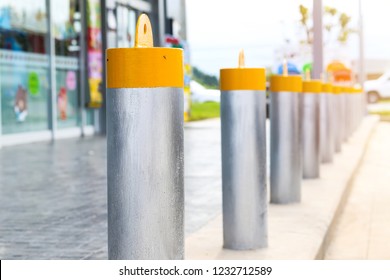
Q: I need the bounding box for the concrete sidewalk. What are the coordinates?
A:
[186,116,379,260]
[325,122,390,259]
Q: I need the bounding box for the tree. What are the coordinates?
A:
[298,4,356,46]
[192,67,219,89]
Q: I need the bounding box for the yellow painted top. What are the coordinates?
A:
[220,50,266,91]
[322,83,333,93]
[302,80,322,93]
[106,14,183,89]
[332,85,342,94]
[270,75,302,92]
[220,68,266,91]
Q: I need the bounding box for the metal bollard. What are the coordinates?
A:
[346,87,354,138]
[340,86,348,142]
[350,87,358,135]
[106,14,184,260]
[320,83,334,163]
[302,80,321,179]
[332,86,342,153]
[270,75,303,204]
[220,51,267,250]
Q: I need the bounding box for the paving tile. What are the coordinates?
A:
[0,119,222,259]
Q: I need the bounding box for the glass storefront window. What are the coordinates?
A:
[0,0,49,134]
[53,0,81,129]
[116,6,137,48]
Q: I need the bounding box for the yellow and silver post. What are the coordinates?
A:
[340,86,348,142]
[270,71,303,204]
[220,50,267,249]
[346,87,354,138]
[106,14,184,260]
[320,83,334,163]
[302,80,322,179]
[332,86,342,153]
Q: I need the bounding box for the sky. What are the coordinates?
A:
[186,0,390,76]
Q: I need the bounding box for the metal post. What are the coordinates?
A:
[158,0,166,46]
[46,0,57,141]
[270,75,303,204]
[358,0,367,115]
[347,88,354,137]
[332,86,342,153]
[220,51,267,250]
[106,15,184,260]
[302,81,321,179]
[0,67,2,148]
[79,0,87,136]
[99,0,108,135]
[340,87,348,142]
[320,83,334,163]
[313,0,323,79]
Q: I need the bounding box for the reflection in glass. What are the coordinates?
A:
[0,0,49,134]
[53,0,80,128]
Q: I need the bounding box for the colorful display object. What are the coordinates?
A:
[58,87,68,120]
[14,85,28,122]
[86,0,103,108]
[326,61,352,82]
[165,35,191,121]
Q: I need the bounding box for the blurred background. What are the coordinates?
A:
[1,0,390,146]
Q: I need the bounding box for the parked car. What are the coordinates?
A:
[190,80,220,103]
[364,71,390,103]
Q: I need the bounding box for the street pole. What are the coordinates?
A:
[358,0,367,115]
[313,0,323,79]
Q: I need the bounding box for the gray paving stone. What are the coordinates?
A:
[0,119,222,259]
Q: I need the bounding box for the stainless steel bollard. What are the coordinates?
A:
[332,86,342,153]
[351,88,358,134]
[270,75,303,204]
[220,52,267,250]
[320,83,334,163]
[302,80,321,179]
[340,86,348,142]
[346,87,354,138]
[106,14,184,260]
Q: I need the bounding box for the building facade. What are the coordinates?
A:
[0,0,186,147]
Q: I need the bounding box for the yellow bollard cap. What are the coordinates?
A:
[321,83,333,93]
[220,50,266,91]
[106,14,184,89]
[332,85,342,94]
[302,80,322,93]
[270,75,302,93]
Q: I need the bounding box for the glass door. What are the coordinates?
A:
[52,0,81,128]
[115,3,150,48]
[0,0,49,134]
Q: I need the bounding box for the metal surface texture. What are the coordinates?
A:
[221,90,268,250]
[302,93,320,179]
[270,91,302,204]
[107,87,184,260]
[333,94,342,153]
[347,94,354,138]
[320,93,334,163]
[341,93,348,142]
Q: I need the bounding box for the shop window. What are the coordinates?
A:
[0,0,49,134]
[53,0,81,129]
